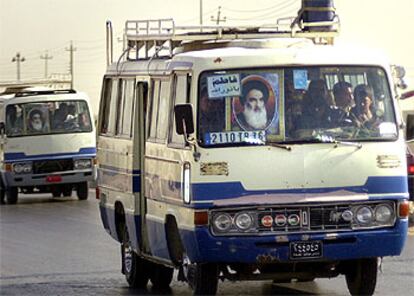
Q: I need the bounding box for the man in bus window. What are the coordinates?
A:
[6,105,22,135]
[333,81,357,126]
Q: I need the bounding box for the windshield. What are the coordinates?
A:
[5,100,92,137]
[198,66,396,147]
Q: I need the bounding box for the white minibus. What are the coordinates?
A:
[97,13,409,296]
[0,89,96,204]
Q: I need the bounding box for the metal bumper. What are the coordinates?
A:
[3,168,96,188]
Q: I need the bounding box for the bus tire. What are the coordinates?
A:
[121,226,150,288]
[345,258,377,296]
[0,182,5,204]
[6,187,18,204]
[150,264,174,289]
[77,182,88,200]
[187,263,218,295]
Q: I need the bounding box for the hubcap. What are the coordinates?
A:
[124,244,133,273]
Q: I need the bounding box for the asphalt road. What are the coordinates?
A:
[0,192,413,295]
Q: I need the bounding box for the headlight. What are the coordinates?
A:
[234,212,253,231]
[375,204,393,223]
[356,206,373,225]
[213,213,232,232]
[13,162,32,174]
[74,159,92,170]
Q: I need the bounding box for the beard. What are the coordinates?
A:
[243,105,267,129]
[32,122,43,131]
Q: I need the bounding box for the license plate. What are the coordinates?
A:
[290,241,322,259]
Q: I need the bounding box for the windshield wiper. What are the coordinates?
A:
[314,134,362,149]
[267,142,292,151]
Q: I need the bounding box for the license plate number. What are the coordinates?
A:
[290,241,322,259]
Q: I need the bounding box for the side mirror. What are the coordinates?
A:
[0,122,5,135]
[174,104,194,136]
[401,90,414,100]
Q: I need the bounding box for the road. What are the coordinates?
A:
[1,192,413,295]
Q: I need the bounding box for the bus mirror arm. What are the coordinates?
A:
[174,104,200,161]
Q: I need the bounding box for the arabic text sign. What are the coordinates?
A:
[207,74,241,98]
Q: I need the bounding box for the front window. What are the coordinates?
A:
[6,100,92,137]
[198,66,396,147]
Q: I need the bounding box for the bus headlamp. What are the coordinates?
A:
[356,206,373,225]
[374,204,393,223]
[213,213,232,232]
[13,162,32,174]
[234,212,253,231]
[74,159,92,170]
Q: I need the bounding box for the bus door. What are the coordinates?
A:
[134,80,150,254]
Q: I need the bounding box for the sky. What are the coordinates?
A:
[1,0,413,115]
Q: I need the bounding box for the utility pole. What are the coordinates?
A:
[11,52,25,81]
[65,41,76,89]
[211,6,226,25]
[199,0,203,27]
[40,51,53,78]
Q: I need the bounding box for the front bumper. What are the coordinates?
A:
[3,169,96,188]
[180,219,408,263]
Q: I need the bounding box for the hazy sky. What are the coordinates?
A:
[1,0,413,114]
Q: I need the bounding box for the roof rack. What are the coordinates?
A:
[107,14,339,63]
[13,89,76,98]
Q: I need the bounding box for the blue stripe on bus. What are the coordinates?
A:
[97,166,141,193]
[191,176,408,201]
[4,147,96,161]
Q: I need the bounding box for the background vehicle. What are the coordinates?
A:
[97,2,409,296]
[408,146,414,200]
[0,89,96,204]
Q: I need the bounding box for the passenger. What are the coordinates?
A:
[53,103,68,129]
[6,105,23,135]
[297,79,336,130]
[352,84,378,128]
[333,81,357,125]
[28,109,46,133]
[198,87,225,136]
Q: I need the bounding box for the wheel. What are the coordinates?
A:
[345,258,377,296]
[0,188,5,204]
[186,260,218,295]
[6,187,18,204]
[76,182,88,200]
[62,186,72,197]
[52,187,62,197]
[0,182,5,204]
[150,264,174,289]
[121,226,150,288]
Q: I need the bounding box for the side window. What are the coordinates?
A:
[149,80,160,140]
[117,79,135,137]
[107,79,119,135]
[99,77,113,134]
[156,80,171,141]
[122,79,135,137]
[407,114,414,141]
[170,73,190,146]
[116,79,125,135]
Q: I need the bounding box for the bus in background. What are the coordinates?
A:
[97,4,409,296]
[0,89,96,204]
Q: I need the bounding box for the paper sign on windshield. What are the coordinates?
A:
[207,74,241,98]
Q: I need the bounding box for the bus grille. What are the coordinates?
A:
[256,205,353,233]
[33,159,73,174]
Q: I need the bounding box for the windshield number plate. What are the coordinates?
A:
[205,131,266,145]
[290,241,322,259]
